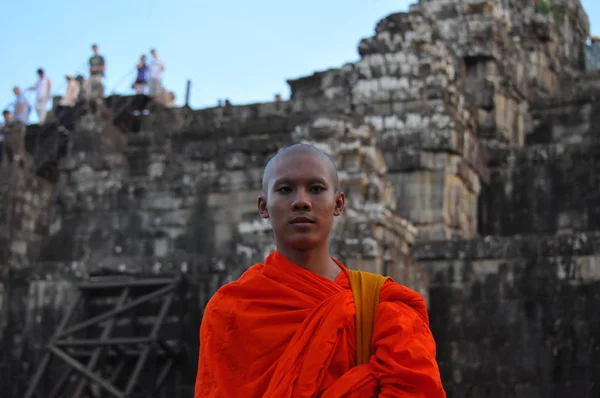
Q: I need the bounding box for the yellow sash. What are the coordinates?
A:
[347,269,390,365]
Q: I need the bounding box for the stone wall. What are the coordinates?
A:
[0,264,79,396]
[529,71,600,145]
[414,233,600,398]
[0,165,54,267]
[481,142,600,236]
[478,70,600,236]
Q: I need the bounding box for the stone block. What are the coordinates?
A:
[385,151,480,240]
[481,143,600,235]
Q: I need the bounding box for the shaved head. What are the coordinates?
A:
[261,144,340,192]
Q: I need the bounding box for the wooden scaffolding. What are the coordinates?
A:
[23,272,220,398]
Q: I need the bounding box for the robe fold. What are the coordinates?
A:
[195,251,446,398]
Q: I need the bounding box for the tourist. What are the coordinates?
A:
[0,110,9,164]
[59,74,80,107]
[56,74,81,130]
[195,144,446,397]
[86,43,106,99]
[164,91,176,108]
[149,48,165,100]
[26,68,52,124]
[12,87,30,124]
[132,55,149,94]
[2,109,10,125]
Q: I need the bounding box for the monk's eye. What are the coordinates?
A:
[310,186,325,193]
[276,186,292,194]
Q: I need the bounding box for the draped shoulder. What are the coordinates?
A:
[322,279,446,398]
[195,253,446,398]
[195,252,356,398]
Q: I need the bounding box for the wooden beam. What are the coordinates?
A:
[72,288,129,397]
[77,278,176,289]
[55,283,176,339]
[125,294,173,395]
[49,345,125,398]
[24,293,81,398]
[55,337,152,347]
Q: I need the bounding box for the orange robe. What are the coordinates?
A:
[195,251,446,397]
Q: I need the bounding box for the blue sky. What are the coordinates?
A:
[0,0,598,123]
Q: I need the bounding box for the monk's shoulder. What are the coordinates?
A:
[378,279,430,326]
[204,263,266,316]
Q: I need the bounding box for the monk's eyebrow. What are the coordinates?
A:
[272,177,292,187]
[272,176,329,187]
[308,177,329,185]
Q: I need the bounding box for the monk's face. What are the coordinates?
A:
[258,153,345,251]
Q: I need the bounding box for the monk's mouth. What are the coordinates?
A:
[290,217,315,225]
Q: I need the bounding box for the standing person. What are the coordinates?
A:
[56,74,81,130]
[27,68,52,124]
[0,110,10,164]
[60,74,80,107]
[2,109,10,125]
[195,144,446,397]
[148,48,165,101]
[132,55,149,94]
[86,43,106,99]
[12,87,30,124]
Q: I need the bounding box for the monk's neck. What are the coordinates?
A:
[277,245,341,281]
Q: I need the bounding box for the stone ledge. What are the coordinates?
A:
[4,254,225,283]
[487,141,600,168]
[533,70,600,108]
[413,232,600,261]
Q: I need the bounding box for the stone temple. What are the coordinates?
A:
[1,0,599,396]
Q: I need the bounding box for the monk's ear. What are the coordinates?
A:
[258,195,269,219]
[333,191,345,216]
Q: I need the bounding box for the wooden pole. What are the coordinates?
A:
[185,80,191,107]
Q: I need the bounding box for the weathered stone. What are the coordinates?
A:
[481,142,600,236]
[414,232,600,397]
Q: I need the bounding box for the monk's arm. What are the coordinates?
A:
[370,300,446,398]
[195,296,222,397]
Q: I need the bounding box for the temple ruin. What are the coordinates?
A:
[1,0,599,396]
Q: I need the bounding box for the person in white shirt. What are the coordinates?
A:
[149,48,165,100]
[27,68,52,124]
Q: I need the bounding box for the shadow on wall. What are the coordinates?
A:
[414,235,600,398]
[174,184,216,275]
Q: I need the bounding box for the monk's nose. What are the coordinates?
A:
[292,190,312,211]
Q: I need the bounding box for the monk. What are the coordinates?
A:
[195,144,446,397]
